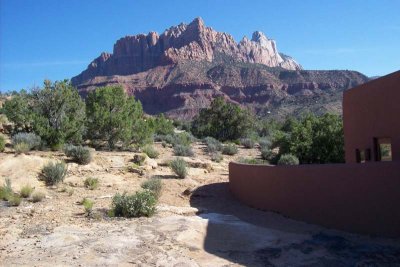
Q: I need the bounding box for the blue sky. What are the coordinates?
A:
[1,0,399,92]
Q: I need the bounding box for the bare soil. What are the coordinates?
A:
[1,143,399,266]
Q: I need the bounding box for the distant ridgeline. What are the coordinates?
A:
[72,17,369,120]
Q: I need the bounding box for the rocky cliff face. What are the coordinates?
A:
[72,17,301,85]
[72,17,368,120]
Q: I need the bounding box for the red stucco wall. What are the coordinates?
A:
[229,162,400,237]
[343,71,400,163]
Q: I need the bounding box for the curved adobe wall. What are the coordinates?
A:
[229,162,400,237]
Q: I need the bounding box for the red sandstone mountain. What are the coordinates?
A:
[72,17,369,120]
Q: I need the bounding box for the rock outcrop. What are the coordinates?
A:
[72,17,301,86]
[72,17,368,120]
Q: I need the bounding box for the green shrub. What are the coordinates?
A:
[8,195,21,206]
[191,97,254,141]
[41,162,67,185]
[14,142,30,154]
[258,138,271,149]
[261,148,279,164]
[240,138,255,149]
[142,145,159,159]
[111,190,157,218]
[173,145,194,157]
[204,137,223,153]
[20,184,34,198]
[141,178,162,199]
[170,158,188,178]
[64,145,92,165]
[84,177,99,190]
[278,154,300,166]
[222,144,238,155]
[210,152,223,163]
[12,132,41,151]
[0,178,13,201]
[31,191,45,202]
[151,114,174,135]
[0,135,6,152]
[86,86,143,149]
[132,154,147,166]
[82,198,94,214]
[237,157,268,165]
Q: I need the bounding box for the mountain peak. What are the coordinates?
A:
[251,31,269,42]
[189,17,205,27]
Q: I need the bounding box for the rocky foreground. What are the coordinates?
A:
[1,143,399,266]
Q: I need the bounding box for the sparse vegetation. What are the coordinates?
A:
[240,138,255,149]
[0,178,13,201]
[64,145,92,165]
[204,137,223,153]
[210,152,223,162]
[82,198,94,214]
[8,195,22,206]
[237,157,268,165]
[142,145,159,159]
[261,148,278,164]
[277,154,300,166]
[12,132,41,151]
[111,190,157,218]
[170,158,188,178]
[0,135,5,152]
[41,162,67,185]
[132,154,147,166]
[258,138,271,150]
[173,144,194,157]
[84,177,99,190]
[14,142,30,154]
[141,178,162,199]
[20,185,34,198]
[222,143,238,155]
[31,191,45,202]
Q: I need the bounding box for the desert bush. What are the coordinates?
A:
[0,178,13,201]
[111,190,157,218]
[14,142,30,154]
[31,191,45,202]
[41,162,67,185]
[0,135,5,152]
[275,113,344,164]
[86,86,143,149]
[64,145,92,165]
[258,138,271,150]
[12,132,41,151]
[141,178,162,199]
[277,154,300,166]
[142,145,159,159]
[8,195,21,206]
[240,138,255,149]
[150,114,174,135]
[82,198,94,214]
[210,152,223,163]
[191,97,254,141]
[222,143,238,155]
[204,137,223,153]
[261,148,279,164]
[20,184,34,198]
[132,154,147,166]
[84,177,99,190]
[2,91,33,132]
[237,157,268,165]
[170,158,188,178]
[30,80,86,147]
[173,145,194,157]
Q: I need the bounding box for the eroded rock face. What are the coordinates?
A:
[71,17,368,120]
[72,17,301,86]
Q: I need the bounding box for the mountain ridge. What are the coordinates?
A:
[72,17,369,120]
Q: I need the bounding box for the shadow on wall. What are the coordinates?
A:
[189,182,400,266]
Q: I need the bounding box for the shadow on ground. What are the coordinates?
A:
[189,182,400,267]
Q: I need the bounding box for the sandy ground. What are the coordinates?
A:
[0,142,399,266]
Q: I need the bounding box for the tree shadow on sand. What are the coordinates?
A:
[189,182,400,267]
